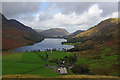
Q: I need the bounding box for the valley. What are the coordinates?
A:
[1,13,120,79]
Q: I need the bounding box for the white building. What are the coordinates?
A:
[57,67,68,74]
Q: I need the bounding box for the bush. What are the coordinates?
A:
[71,64,90,74]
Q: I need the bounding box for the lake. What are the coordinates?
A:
[12,38,74,52]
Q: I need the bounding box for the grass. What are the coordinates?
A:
[3,62,44,75]
[62,42,77,45]
[76,57,88,66]
[48,51,74,61]
[28,68,59,77]
[36,51,74,61]
[100,46,115,57]
[3,52,23,62]
[2,47,119,78]
[2,51,73,77]
[36,51,47,59]
[74,56,119,76]
[74,45,119,76]
[2,52,58,77]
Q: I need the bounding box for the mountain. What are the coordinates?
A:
[67,18,120,76]
[68,18,119,45]
[69,30,85,37]
[34,29,43,33]
[2,13,44,51]
[37,28,70,37]
[68,18,120,51]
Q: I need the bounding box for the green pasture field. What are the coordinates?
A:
[2,51,73,77]
[62,42,77,45]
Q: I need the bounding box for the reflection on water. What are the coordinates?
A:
[12,38,74,52]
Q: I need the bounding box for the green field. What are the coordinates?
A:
[2,51,73,77]
[62,42,78,45]
[2,49,119,77]
[73,46,119,76]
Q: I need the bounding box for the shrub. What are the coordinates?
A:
[71,64,90,74]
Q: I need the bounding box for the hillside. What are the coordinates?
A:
[67,30,85,38]
[3,51,119,78]
[68,18,120,47]
[36,28,70,37]
[2,13,44,51]
[66,18,120,76]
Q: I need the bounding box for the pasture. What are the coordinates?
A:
[2,51,73,77]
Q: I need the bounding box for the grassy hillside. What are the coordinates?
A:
[2,13,44,51]
[65,18,120,76]
[67,30,85,38]
[67,18,120,51]
[72,42,119,76]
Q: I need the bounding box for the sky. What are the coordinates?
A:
[2,2,118,33]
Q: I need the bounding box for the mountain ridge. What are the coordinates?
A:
[35,28,70,37]
[2,13,44,51]
[66,18,119,76]
[68,18,120,44]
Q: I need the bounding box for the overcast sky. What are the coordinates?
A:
[2,2,118,33]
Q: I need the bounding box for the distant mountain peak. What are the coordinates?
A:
[35,28,70,37]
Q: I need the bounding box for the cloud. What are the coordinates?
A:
[19,4,103,32]
[111,12,118,18]
[2,2,118,33]
[2,2,42,19]
[54,2,95,15]
[97,2,118,17]
[38,4,103,31]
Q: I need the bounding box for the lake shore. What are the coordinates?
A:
[12,38,74,52]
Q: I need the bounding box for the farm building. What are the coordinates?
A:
[57,67,68,74]
[50,66,68,74]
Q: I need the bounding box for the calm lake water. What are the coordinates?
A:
[12,38,74,52]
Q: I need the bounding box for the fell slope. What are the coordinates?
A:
[2,13,44,50]
[37,28,70,37]
[66,30,84,38]
[68,18,120,50]
[67,18,120,76]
